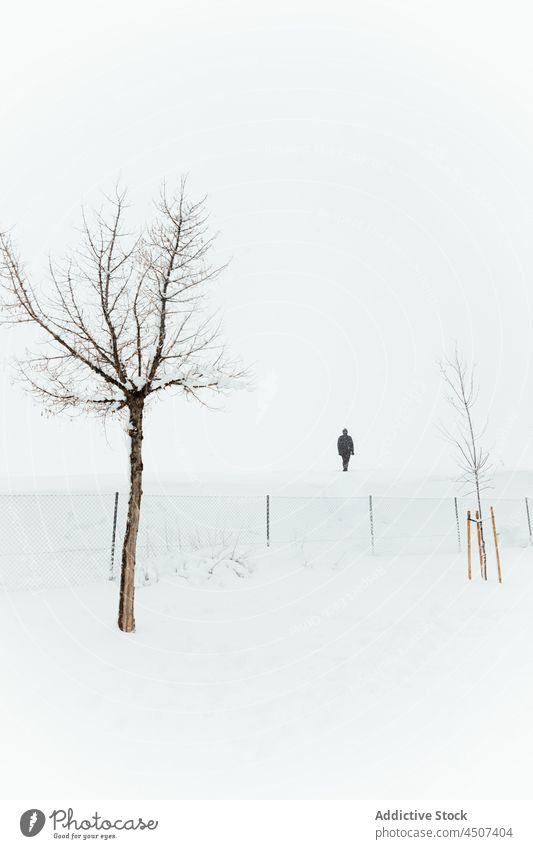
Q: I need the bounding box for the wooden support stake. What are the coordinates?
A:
[491,506,502,584]
[467,510,472,580]
[475,510,483,578]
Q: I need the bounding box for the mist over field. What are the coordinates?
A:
[2,0,533,487]
[2,0,533,813]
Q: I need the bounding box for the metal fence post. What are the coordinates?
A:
[266,494,270,547]
[454,496,461,552]
[109,491,119,580]
[526,497,532,545]
[369,494,375,554]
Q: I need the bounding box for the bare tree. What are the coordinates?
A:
[439,348,493,578]
[0,180,246,631]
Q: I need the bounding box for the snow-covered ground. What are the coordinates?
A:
[1,526,532,799]
[2,467,533,498]
[1,469,532,591]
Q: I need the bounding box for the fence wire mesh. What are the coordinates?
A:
[0,492,530,590]
[0,492,117,590]
[132,494,268,562]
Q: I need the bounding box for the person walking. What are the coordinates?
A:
[337,428,354,471]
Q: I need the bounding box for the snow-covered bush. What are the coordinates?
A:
[135,534,253,588]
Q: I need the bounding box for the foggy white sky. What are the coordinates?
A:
[2,0,533,487]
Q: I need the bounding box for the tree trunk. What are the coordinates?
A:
[118,399,144,632]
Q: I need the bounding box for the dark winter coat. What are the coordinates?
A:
[337,433,354,456]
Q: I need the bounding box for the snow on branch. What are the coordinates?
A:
[0,179,246,417]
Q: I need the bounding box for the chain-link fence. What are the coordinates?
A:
[0,492,531,590]
[0,492,117,591]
